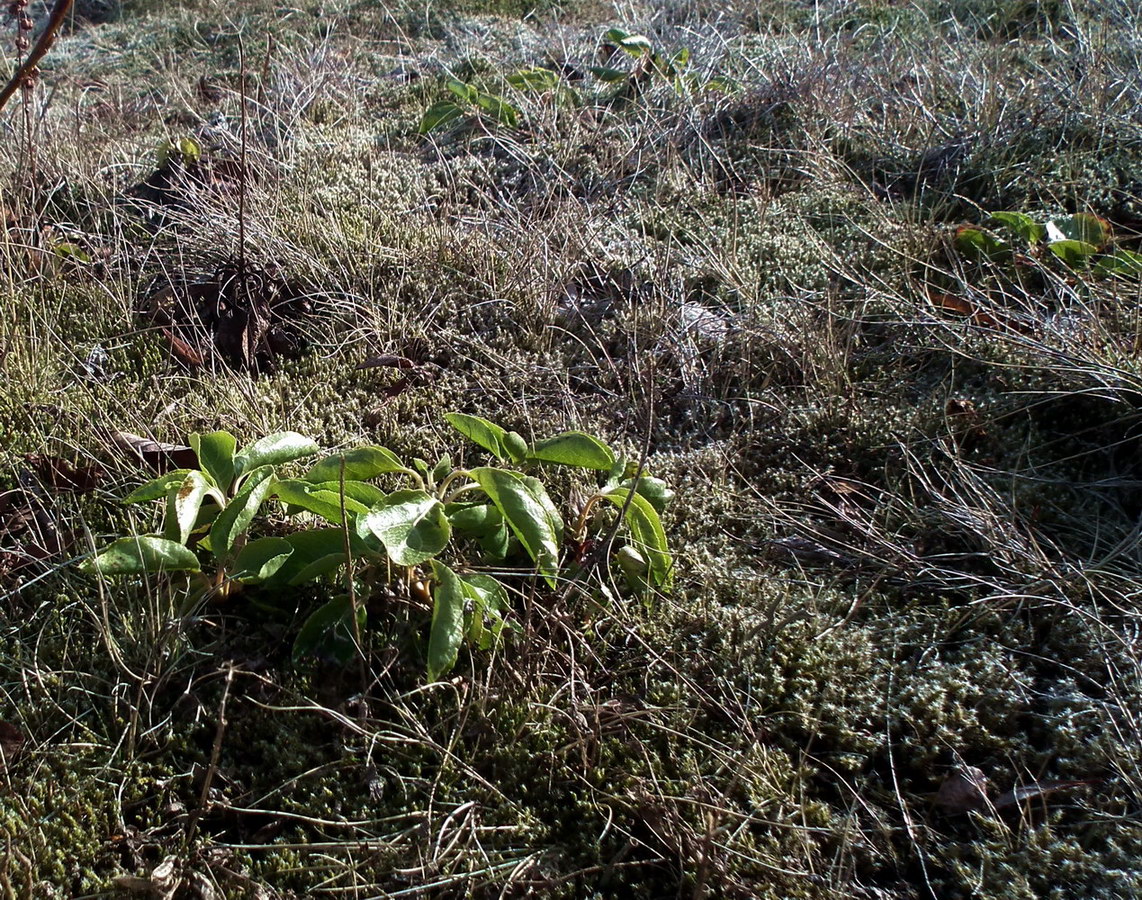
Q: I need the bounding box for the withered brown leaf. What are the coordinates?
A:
[112,431,198,473]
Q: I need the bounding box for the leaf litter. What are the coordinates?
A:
[142,258,313,374]
[933,766,1100,814]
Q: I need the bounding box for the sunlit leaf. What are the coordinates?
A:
[419,100,465,134]
[954,225,1010,262]
[272,479,375,525]
[1048,239,1099,267]
[605,27,652,56]
[362,490,450,566]
[53,242,91,263]
[83,536,201,575]
[507,67,559,91]
[164,470,210,545]
[233,432,319,478]
[601,487,673,588]
[444,413,509,459]
[190,431,237,491]
[427,560,464,681]
[527,431,616,470]
[990,211,1045,244]
[503,431,529,463]
[474,92,519,127]
[123,470,194,504]
[468,468,561,585]
[446,78,477,102]
[209,466,277,556]
[304,446,407,483]
[1094,249,1142,278]
[1047,213,1111,248]
[459,572,511,650]
[619,476,675,514]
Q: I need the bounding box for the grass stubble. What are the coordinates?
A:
[1,0,1141,896]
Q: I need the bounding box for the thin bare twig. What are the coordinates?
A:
[0,0,74,116]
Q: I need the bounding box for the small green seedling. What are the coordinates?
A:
[419,77,522,134]
[83,416,673,682]
[589,27,736,96]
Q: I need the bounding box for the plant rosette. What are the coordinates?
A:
[82,416,674,681]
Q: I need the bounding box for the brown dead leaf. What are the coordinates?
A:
[0,482,69,582]
[0,720,25,772]
[994,778,1100,809]
[162,328,205,368]
[23,454,102,493]
[143,261,310,375]
[928,291,1004,329]
[357,354,416,370]
[197,74,224,102]
[934,767,1098,814]
[934,766,990,812]
[114,855,180,898]
[112,431,198,473]
[380,375,414,400]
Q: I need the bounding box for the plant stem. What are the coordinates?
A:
[184,662,234,851]
[0,0,73,117]
[339,456,368,705]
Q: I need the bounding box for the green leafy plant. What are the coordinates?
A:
[418,77,522,134]
[82,417,673,681]
[954,210,1141,276]
[589,26,735,95]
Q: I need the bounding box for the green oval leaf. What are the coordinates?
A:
[419,100,465,134]
[164,470,211,545]
[990,211,1045,244]
[601,487,673,589]
[363,490,451,566]
[430,454,452,484]
[266,528,348,586]
[588,65,628,83]
[1048,239,1099,267]
[468,468,561,585]
[503,431,529,463]
[474,92,519,127]
[954,225,1010,262]
[83,536,201,575]
[479,522,511,563]
[507,67,559,91]
[292,595,364,666]
[619,476,675,514]
[1095,250,1142,278]
[427,560,464,681]
[190,431,237,491]
[446,78,477,102]
[605,27,652,56]
[459,572,511,650]
[1047,214,1111,248]
[273,479,375,525]
[209,466,277,557]
[234,432,319,478]
[444,413,509,459]
[123,470,194,504]
[446,502,503,537]
[527,431,616,470]
[304,446,407,483]
[231,536,293,583]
